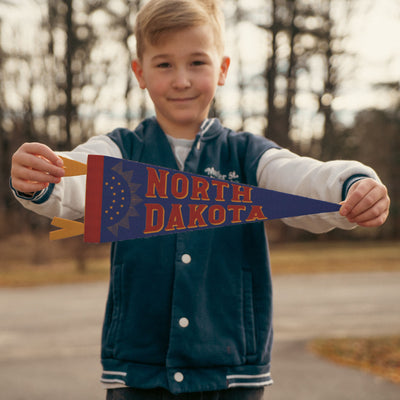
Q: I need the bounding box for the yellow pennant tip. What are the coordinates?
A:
[60,156,87,177]
[50,217,85,240]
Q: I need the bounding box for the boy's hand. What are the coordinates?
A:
[11,143,65,194]
[340,178,390,227]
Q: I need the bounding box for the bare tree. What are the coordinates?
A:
[120,0,147,126]
[0,18,8,227]
[347,106,399,238]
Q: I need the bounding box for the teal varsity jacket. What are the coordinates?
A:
[100,118,278,393]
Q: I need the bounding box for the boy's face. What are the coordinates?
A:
[132,25,230,138]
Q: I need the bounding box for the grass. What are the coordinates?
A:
[0,235,399,285]
[0,233,110,287]
[269,240,400,275]
[0,258,110,287]
[309,336,400,385]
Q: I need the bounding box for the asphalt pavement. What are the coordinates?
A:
[0,271,399,400]
[269,271,400,400]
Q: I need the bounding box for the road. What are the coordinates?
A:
[269,271,400,400]
[273,271,400,340]
[0,271,399,399]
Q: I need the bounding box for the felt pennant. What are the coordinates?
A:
[50,217,85,240]
[59,156,87,177]
[50,155,341,243]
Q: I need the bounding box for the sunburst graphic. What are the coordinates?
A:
[102,162,142,238]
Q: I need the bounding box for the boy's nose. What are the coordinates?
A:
[172,71,191,89]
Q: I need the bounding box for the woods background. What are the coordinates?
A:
[0,0,398,244]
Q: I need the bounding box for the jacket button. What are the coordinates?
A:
[179,317,189,328]
[181,254,191,264]
[174,372,184,382]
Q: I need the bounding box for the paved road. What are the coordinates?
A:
[270,272,400,400]
[273,271,400,340]
[0,272,399,399]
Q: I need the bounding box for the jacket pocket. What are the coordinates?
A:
[102,264,123,356]
[243,270,257,356]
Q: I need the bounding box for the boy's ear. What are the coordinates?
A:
[132,59,146,89]
[218,56,231,86]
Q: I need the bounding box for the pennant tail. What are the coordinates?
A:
[59,156,88,177]
[255,189,341,220]
[50,217,84,240]
[84,155,105,243]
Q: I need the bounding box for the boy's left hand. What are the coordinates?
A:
[340,178,390,227]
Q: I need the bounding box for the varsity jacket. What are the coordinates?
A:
[11,117,379,394]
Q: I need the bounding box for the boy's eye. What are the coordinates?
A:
[192,60,206,66]
[157,62,171,68]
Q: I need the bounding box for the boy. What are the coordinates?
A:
[10,0,390,399]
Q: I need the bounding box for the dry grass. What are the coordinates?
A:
[0,235,398,286]
[0,233,110,287]
[309,336,400,385]
[269,240,400,275]
[0,258,110,287]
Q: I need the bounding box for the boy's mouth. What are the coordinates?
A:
[168,96,199,102]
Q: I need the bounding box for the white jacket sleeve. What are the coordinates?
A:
[256,148,381,233]
[11,135,122,220]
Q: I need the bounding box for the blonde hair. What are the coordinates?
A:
[135,0,225,59]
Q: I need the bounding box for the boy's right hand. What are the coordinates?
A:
[11,143,65,195]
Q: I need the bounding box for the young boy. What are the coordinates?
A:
[10,0,389,399]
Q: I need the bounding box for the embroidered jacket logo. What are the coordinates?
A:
[204,167,240,182]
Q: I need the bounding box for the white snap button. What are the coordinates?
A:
[181,254,191,264]
[179,317,189,328]
[174,372,184,382]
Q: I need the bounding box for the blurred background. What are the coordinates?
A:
[0,2,399,399]
[0,0,399,262]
